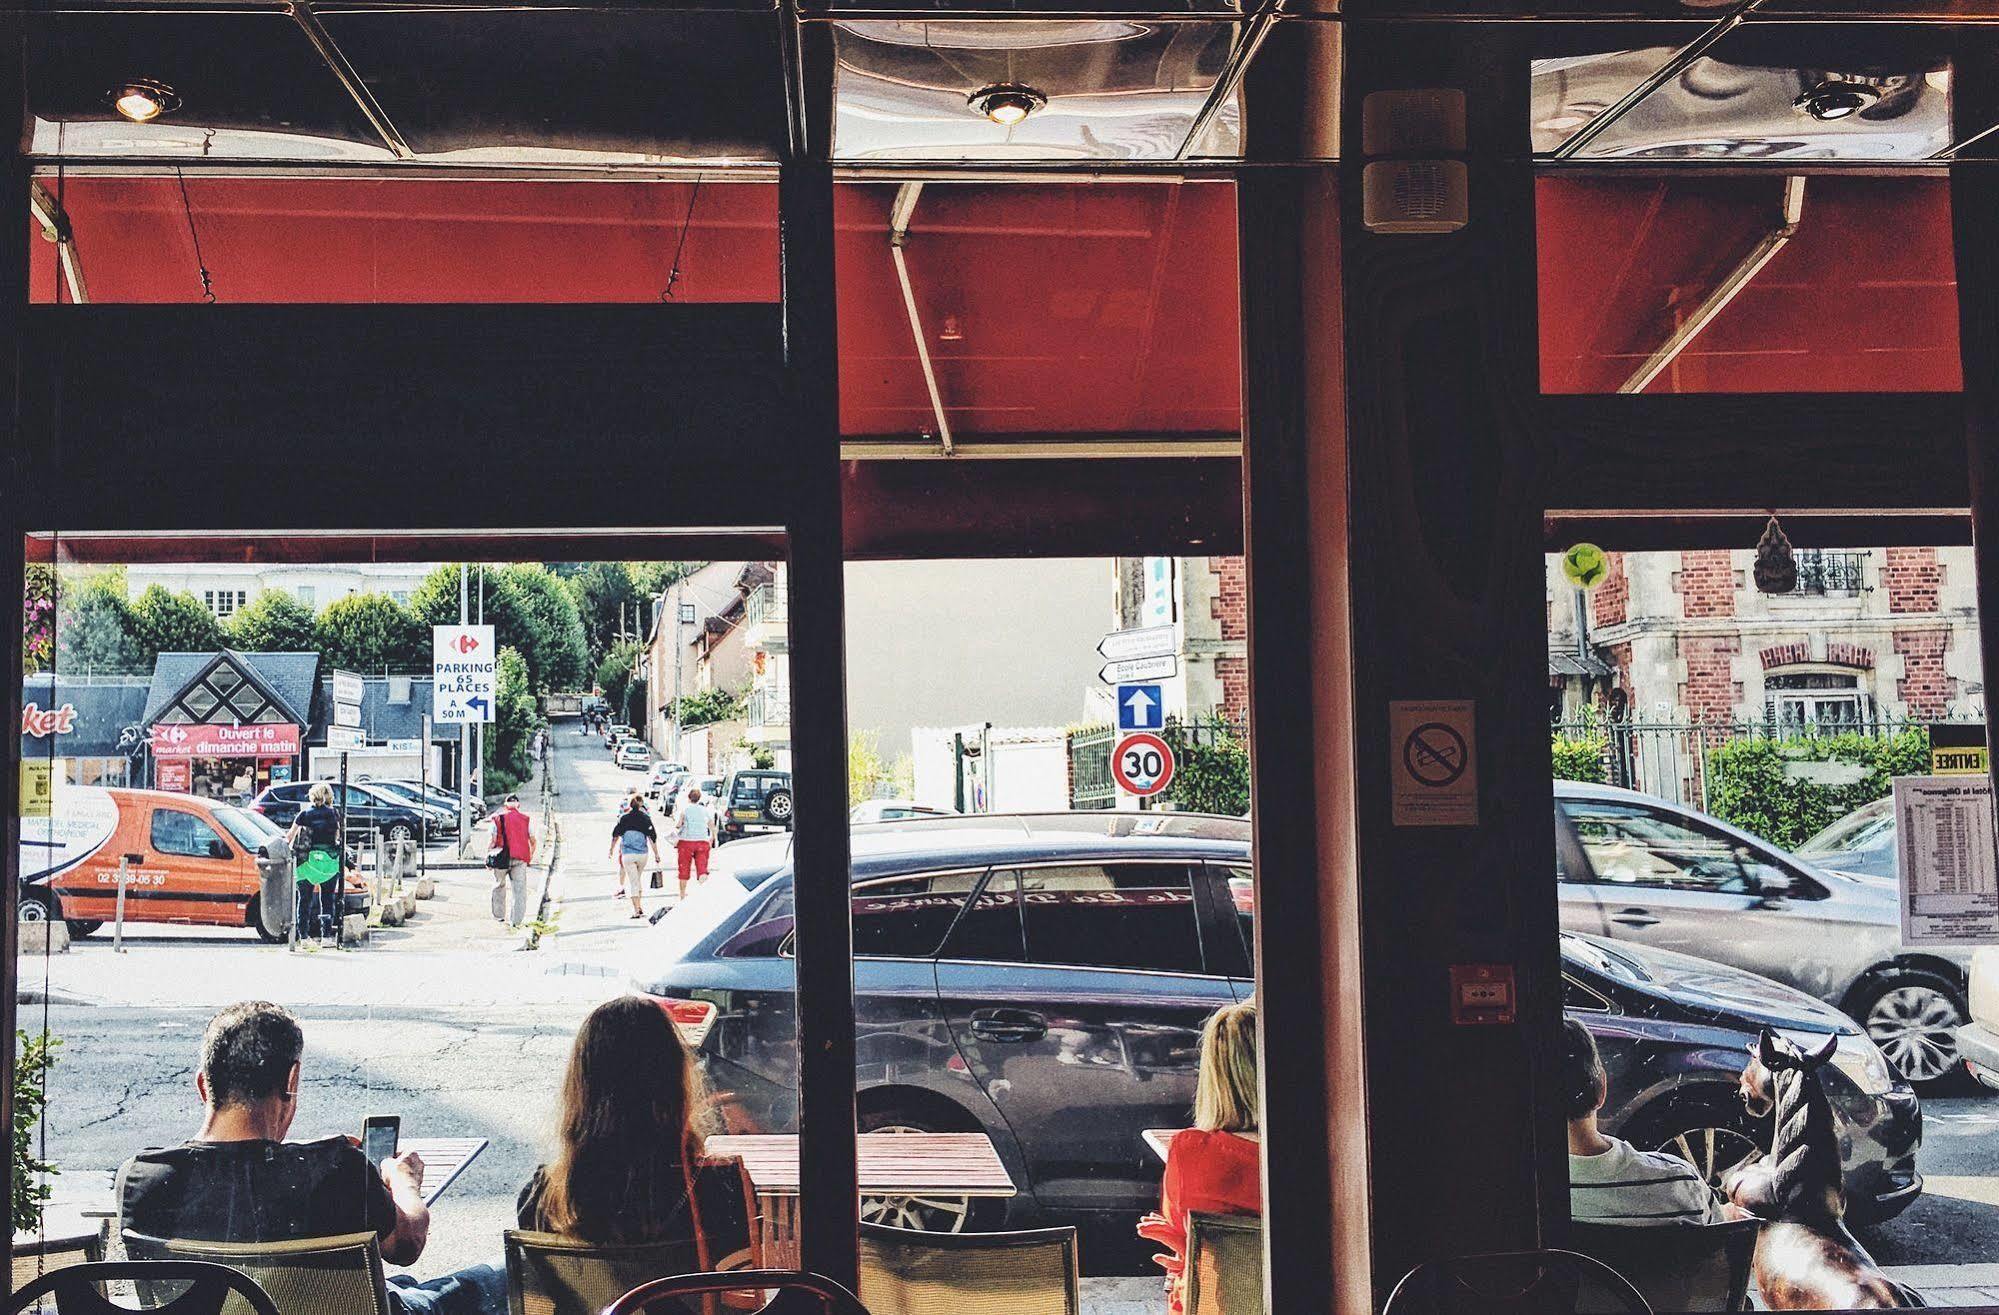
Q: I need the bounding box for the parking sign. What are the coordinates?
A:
[433,625,497,723]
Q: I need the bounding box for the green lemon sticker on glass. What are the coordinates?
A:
[1562,543,1609,590]
[298,847,341,886]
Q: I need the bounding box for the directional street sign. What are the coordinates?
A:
[433,624,497,724]
[325,726,366,749]
[331,669,365,708]
[1100,654,1178,685]
[1117,683,1165,733]
[333,701,363,729]
[1112,732,1175,798]
[1098,625,1177,663]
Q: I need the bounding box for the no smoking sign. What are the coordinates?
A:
[1389,700,1479,827]
[1113,732,1176,798]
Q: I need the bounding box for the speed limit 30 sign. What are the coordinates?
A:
[1112,732,1176,798]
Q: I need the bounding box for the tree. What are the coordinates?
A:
[23,564,54,677]
[316,593,426,674]
[562,561,642,666]
[595,639,642,721]
[54,580,143,674]
[485,646,541,794]
[412,564,589,694]
[130,585,224,657]
[227,590,319,653]
[629,561,700,598]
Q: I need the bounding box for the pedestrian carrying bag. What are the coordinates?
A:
[487,816,512,869]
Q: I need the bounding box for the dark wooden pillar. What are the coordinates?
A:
[1,0,30,1264]
[1337,21,1565,1291]
[781,14,859,1294]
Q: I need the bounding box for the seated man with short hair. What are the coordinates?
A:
[118,1001,505,1315]
[1565,1019,1726,1226]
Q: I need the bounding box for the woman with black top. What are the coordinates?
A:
[285,782,343,946]
[517,996,754,1265]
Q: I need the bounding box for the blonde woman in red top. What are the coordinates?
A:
[1139,1000,1261,1313]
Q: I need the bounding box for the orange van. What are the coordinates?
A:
[18,787,368,940]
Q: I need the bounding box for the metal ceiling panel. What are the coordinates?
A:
[25,10,395,162]
[1540,24,1957,162]
[830,18,1244,160]
[315,9,787,163]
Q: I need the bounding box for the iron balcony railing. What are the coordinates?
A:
[746,583,788,629]
[1790,549,1867,597]
[747,686,790,728]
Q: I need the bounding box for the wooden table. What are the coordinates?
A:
[707,1132,1015,1265]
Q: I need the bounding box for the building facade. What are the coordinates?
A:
[1548,546,1986,729]
[126,562,438,618]
[1110,555,1249,728]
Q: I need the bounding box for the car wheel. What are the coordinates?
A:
[17,889,54,924]
[386,822,416,845]
[1855,971,1967,1088]
[856,1109,1001,1232]
[765,788,794,824]
[247,896,286,944]
[1627,1098,1764,1192]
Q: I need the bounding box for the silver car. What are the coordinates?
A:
[1556,781,1970,1087]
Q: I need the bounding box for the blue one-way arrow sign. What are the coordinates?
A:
[1117,683,1164,732]
[466,695,491,718]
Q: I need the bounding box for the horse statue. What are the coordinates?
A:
[1720,1029,1923,1310]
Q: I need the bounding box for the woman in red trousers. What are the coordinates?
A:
[1138,1000,1261,1314]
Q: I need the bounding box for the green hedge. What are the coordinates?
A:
[1703,727,1929,849]
[1162,721,1251,816]
[1552,720,1610,784]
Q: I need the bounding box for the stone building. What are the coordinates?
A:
[1548,546,1985,730]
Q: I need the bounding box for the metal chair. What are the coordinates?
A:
[122,1231,388,1315]
[603,1270,871,1315]
[13,1215,110,1297]
[505,1230,707,1315]
[1382,1249,1654,1315]
[7,1260,280,1315]
[1567,1221,1759,1313]
[1184,1212,1262,1315]
[857,1223,1078,1315]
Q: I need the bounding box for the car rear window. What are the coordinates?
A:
[1012,862,1205,975]
[853,871,989,959]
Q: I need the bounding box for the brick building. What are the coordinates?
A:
[1112,555,1249,727]
[1548,546,1985,729]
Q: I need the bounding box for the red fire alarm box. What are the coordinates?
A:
[1450,963,1516,1025]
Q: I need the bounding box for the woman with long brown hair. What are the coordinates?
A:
[517,996,754,1267]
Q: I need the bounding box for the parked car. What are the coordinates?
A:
[1555,781,1969,1086]
[379,779,486,823]
[1795,797,1897,883]
[849,799,957,825]
[718,770,793,842]
[616,740,652,771]
[358,779,463,835]
[605,724,635,750]
[18,786,367,941]
[252,781,436,845]
[630,815,1920,1233]
[649,764,687,803]
[1957,947,1999,1091]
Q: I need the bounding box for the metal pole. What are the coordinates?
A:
[336,749,350,947]
[672,584,686,764]
[475,566,485,810]
[113,854,134,953]
[419,713,430,882]
[458,564,471,850]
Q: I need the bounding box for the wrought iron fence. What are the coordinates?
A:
[1789,548,1868,597]
[1551,716,1936,811]
[1069,725,1116,810]
[746,686,789,728]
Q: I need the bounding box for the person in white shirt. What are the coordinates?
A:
[1566,1019,1726,1226]
[671,786,717,901]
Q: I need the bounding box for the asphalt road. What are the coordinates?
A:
[17,725,1999,1279]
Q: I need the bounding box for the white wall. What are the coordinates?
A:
[845,560,1111,759]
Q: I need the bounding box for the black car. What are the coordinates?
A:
[716,769,793,843]
[631,814,1921,1235]
[250,781,434,844]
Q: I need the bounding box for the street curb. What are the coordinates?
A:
[522,760,563,951]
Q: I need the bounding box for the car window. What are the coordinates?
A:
[1798,805,1896,858]
[152,808,228,859]
[852,871,991,959]
[1562,975,1611,1012]
[1014,862,1206,974]
[1562,799,1756,894]
[940,870,1024,962]
[213,805,281,849]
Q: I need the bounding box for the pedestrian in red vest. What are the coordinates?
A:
[488,794,537,929]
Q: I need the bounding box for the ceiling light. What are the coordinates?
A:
[969,84,1046,127]
[111,79,179,124]
[1793,80,1879,122]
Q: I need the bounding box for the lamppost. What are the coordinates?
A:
[671,597,696,764]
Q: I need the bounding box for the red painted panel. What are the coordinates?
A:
[1538,175,1961,394]
[28,177,1243,437]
